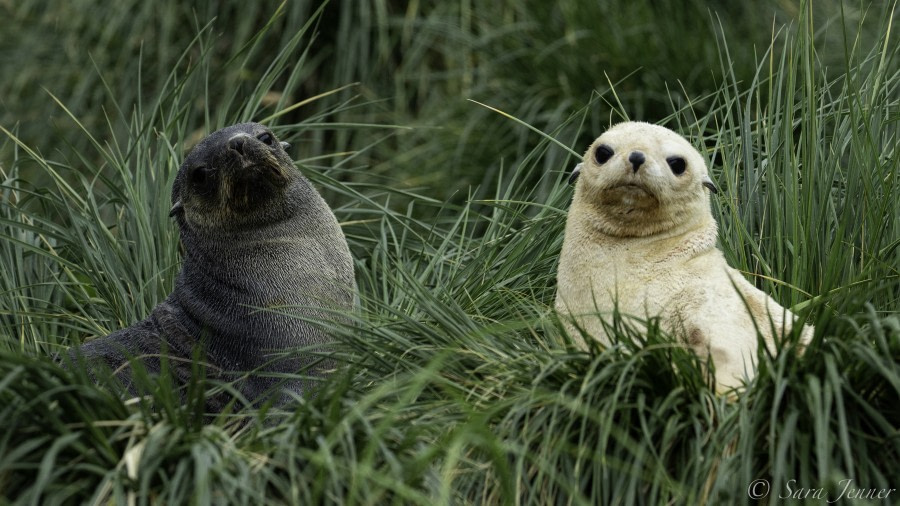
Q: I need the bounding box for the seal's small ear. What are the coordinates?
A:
[169,200,183,217]
[702,175,718,194]
[568,163,583,185]
[280,141,291,151]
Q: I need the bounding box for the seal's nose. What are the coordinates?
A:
[628,151,645,172]
[228,136,247,156]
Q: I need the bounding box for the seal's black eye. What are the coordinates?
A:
[595,145,614,164]
[257,132,275,147]
[667,157,687,176]
[190,164,212,185]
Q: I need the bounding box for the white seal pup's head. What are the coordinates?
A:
[569,121,718,237]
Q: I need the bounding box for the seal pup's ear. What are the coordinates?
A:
[702,175,718,194]
[280,141,291,151]
[169,200,183,217]
[568,163,583,185]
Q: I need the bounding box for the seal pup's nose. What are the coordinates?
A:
[628,151,645,172]
[228,133,250,156]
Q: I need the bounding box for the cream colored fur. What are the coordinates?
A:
[555,121,813,392]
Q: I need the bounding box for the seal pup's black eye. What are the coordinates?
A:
[190,164,212,184]
[257,132,275,147]
[595,145,614,164]
[667,157,687,176]
[257,132,275,146]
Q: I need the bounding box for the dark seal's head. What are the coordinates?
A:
[169,122,300,231]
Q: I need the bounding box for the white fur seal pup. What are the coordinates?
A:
[555,121,813,392]
[67,122,356,408]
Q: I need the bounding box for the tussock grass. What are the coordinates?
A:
[1,1,898,504]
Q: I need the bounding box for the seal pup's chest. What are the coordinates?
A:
[176,225,353,347]
[558,231,701,318]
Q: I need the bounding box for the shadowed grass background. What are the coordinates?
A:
[1,0,898,504]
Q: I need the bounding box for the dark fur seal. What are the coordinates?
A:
[68,122,355,408]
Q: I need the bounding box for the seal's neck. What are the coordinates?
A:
[178,205,337,295]
[166,192,352,367]
[170,182,349,314]
[177,181,330,272]
[571,203,718,261]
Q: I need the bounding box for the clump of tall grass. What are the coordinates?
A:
[1,1,898,505]
[6,0,888,202]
